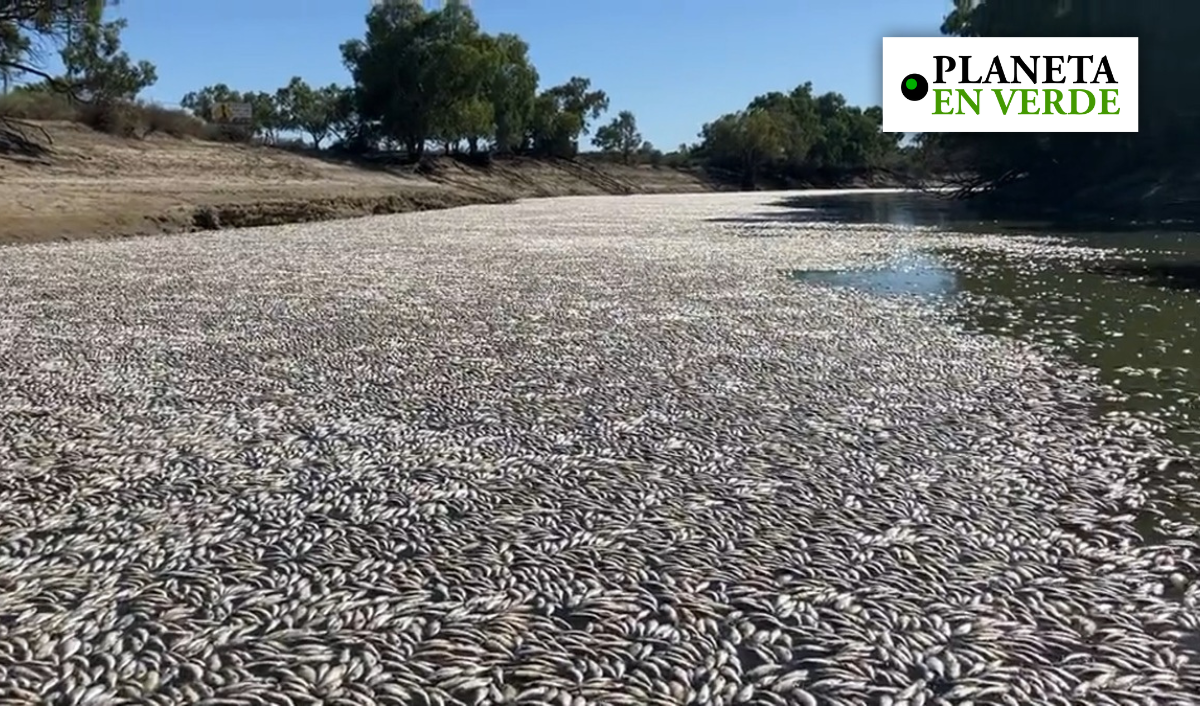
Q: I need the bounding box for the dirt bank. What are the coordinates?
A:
[0,121,717,245]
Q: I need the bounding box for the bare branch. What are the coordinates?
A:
[0,57,84,99]
[0,114,54,150]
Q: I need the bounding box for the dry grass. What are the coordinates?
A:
[0,90,79,122]
[0,91,227,141]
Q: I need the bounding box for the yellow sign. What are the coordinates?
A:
[212,102,252,123]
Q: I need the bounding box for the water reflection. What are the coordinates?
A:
[777,191,1200,529]
[771,192,969,230]
[750,191,1200,238]
[712,191,976,230]
[789,251,958,298]
[1088,260,1200,292]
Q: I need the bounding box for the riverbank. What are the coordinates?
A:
[0,120,720,245]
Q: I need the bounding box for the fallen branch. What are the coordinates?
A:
[0,115,53,158]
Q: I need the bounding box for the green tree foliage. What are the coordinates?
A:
[1,3,162,139]
[640,140,664,167]
[524,76,609,157]
[0,1,112,92]
[326,85,358,146]
[544,76,609,136]
[699,109,786,187]
[592,110,641,163]
[483,33,538,153]
[340,1,437,157]
[341,1,566,158]
[244,90,282,142]
[696,82,898,186]
[424,3,493,154]
[180,83,238,122]
[275,77,345,149]
[182,80,351,146]
[0,21,31,92]
[60,17,156,102]
[525,75,609,156]
[526,92,576,157]
[930,0,1199,206]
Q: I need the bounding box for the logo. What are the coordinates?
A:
[900,74,928,102]
[882,37,1138,133]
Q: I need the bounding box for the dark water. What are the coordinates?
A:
[783,191,1200,526]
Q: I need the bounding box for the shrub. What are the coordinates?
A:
[0,90,212,140]
[76,100,140,137]
[199,122,253,143]
[0,90,77,121]
[138,103,206,138]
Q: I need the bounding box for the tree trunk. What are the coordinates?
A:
[468,137,479,155]
[741,154,757,189]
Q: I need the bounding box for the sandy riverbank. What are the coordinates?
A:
[0,121,718,245]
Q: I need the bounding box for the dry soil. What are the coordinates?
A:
[0,120,716,244]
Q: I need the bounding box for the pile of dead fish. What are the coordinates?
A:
[0,192,1197,705]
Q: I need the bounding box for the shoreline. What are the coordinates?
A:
[0,121,720,246]
[1,121,917,247]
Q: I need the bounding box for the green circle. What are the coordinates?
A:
[905,78,917,90]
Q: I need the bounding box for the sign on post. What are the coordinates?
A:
[212,102,253,123]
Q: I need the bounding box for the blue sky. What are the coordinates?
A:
[79,0,953,148]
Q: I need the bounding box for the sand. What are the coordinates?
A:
[0,120,715,244]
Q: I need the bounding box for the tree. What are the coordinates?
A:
[693,78,900,187]
[438,96,493,154]
[929,0,1199,211]
[275,77,343,148]
[482,33,537,153]
[341,1,435,157]
[339,2,616,160]
[698,108,785,187]
[544,76,608,136]
[526,91,579,157]
[640,141,663,167]
[0,22,30,93]
[747,85,820,167]
[326,85,358,145]
[0,1,113,92]
[2,1,119,144]
[245,90,281,143]
[423,6,493,153]
[592,110,641,163]
[60,17,155,103]
[182,84,283,142]
[181,83,241,122]
[738,109,786,185]
[526,77,609,157]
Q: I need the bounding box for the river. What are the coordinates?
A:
[3,191,1200,702]
[786,189,1200,529]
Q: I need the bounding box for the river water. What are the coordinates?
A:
[4,191,1200,701]
[785,190,1200,526]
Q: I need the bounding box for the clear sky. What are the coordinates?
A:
[93,0,955,148]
